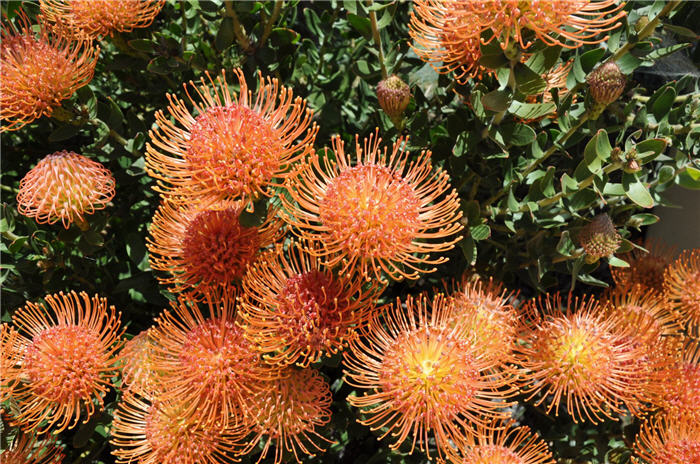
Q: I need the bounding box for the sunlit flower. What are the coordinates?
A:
[239,241,380,367]
[612,239,676,292]
[4,291,123,434]
[344,293,516,458]
[240,367,334,464]
[17,151,116,229]
[514,294,649,423]
[110,390,248,464]
[664,248,700,335]
[147,197,283,294]
[282,131,463,283]
[40,0,166,39]
[1,324,22,403]
[1,10,98,131]
[120,330,158,395]
[1,429,64,464]
[145,69,317,207]
[148,287,277,429]
[633,414,700,464]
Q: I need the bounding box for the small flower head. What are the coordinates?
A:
[664,248,700,335]
[1,430,64,464]
[17,151,116,229]
[120,330,158,395]
[612,239,676,292]
[1,10,98,131]
[146,69,317,207]
[344,293,516,458]
[646,339,700,422]
[376,75,411,125]
[282,130,463,283]
[239,241,380,367]
[514,294,648,423]
[4,291,123,434]
[587,61,627,105]
[633,414,700,464]
[40,0,166,39]
[577,214,621,263]
[241,367,334,464]
[147,197,283,294]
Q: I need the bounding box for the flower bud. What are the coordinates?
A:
[624,159,641,173]
[377,75,411,127]
[587,62,626,105]
[577,214,622,263]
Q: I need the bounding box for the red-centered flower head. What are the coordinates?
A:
[120,330,158,395]
[17,151,116,229]
[612,239,676,292]
[1,10,98,132]
[577,213,622,263]
[664,248,700,335]
[1,430,64,464]
[147,197,283,294]
[4,291,123,434]
[40,0,166,39]
[240,367,334,464]
[145,69,317,208]
[282,130,463,283]
[1,324,22,403]
[633,414,700,464]
[148,286,278,429]
[239,241,381,367]
[514,293,649,423]
[344,293,516,459]
[110,390,248,464]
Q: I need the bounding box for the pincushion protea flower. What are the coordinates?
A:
[646,339,700,422]
[344,293,516,459]
[120,330,158,395]
[239,241,380,367]
[3,291,123,434]
[240,367,334,464]
[17,151,116,229]
[110,391,248,464]
[0,324,22,402]
[612,239,676,292]
[664,248,700,335]
[633,414,700,464]
[148,287,277,429]
[577,214,622,263]
[147,197,283,294]
[1,429,64,464]
[514,294,649,423]
[376,75,411,127]
[40,0,166,39]
[146,69,317,208]
[282,131,463,283]
[1,10,98,131]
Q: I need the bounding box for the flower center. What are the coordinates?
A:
[464,445,526,464]
[656,438,700,464]
[545,324,612,385]
[144,404,219,461]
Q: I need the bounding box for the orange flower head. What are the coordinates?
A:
[664,248,700,334]
[17,151,116,229]
[514,294,648,423]
[1,324,22,402]
[282,130,463,283]
[110,391,248,464]
[633,414,700,464]
[121,330,158,395]
[148,287,277,429]
[40,0,166,39]
[241,367,334,464]
[612,239,676,292]
[647,339,700,422]
[239,241,380,367]
[4,291,123,434]
[146,69,317,207]
[1,10,98,131]
[344,293,516,459]
[1,430,64,464]
[147,197,283,294]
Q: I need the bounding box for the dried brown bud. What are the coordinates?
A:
[577,214,622,263]
[586,62,626,105]
[377,75,410,125]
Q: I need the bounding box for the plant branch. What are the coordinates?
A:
[224,0,252,52]
[258,0,283,50]
[367,0,388,79]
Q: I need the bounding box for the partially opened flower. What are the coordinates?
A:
[664,248,700,334]
[282,131,463,282]
[40,0,166,39]
[17,151,116,229]
[240,367,334,464]
[1,429,64,464]
[110,391,248,464]
[239,241,381,367]
[145,69,317,207]
[612,239,676,292]
[633,414,700,464]
[344,293,516,458]
[1,10,98,131]
[4,291,123,434]
[120,330,158,395]
[514,294,649,423]
[577,214,622,263]
[147,197,283,294]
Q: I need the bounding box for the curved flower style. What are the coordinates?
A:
[148,287,277,429]
[17,151,116,229]
[612,239,676,292]
[646,339,700,422]
[664,248,700,335]
[344,293,516,459]
[239,241,381,367]
[110,391,248,464]
[282,131,463,282]
[120,330,158,395]
[633,414,700,464]
[514,294,650,423]
[240,367,334,464]
[4,291,123,434]
[0,324,22,403]
[145,69,317,207]
[40,0,166,39]
[1,11,98,131]
[1,429,64,464]
[147,197,283,294]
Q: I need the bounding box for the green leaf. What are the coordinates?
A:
[479,41,508,69]
[347,14,372,39]
[622,172,654,208]
[628,213,659,227]
[525,45,561,74]
[635,138,668,163]
[561,173,579,193]
[678,166,700,189]
[607,256,629,267]
[657,165,675,184]
[470,224,491,241]
[460,236,477,265]
[617,53,643,74]
[509,101,556,120]
[663,24,699,39]
[128,39,155,53]
[494,123,536,147]
[215,17,235,51]
[650,86,676,121]
[48,124,80,142]
[583,129,611,173]
[481,90,509,112]
[556,231,575,256]
[646,43,691,60]
[579,48,606,73]
[513,63,547,95]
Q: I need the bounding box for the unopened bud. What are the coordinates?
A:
[577,214,622,263]
[377,75,410,127]
[611,147,623,163]
[624,159,641,173]
[587,62,626,105]
[635,16,650,33]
